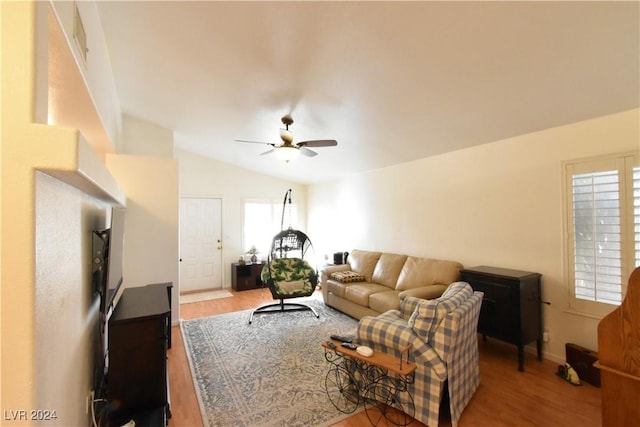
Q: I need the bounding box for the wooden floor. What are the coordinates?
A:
[167,288,601,427]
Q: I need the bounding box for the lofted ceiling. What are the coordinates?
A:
[96,1,639,184]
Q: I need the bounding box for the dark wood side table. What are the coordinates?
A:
[231,262,265,291]
[460,266,542,371]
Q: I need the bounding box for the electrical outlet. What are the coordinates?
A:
[86,390,94,414]
[543,330,550,343]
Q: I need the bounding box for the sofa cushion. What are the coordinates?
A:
[345,283,390,306]
[372,253,408,289]
[407,282,473,342]
[330,270,366,283]
[396,257,463,291]
[369,290,402,313]
[348,250,382,282]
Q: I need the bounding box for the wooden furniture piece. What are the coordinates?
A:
[322,339,417,425]
[595,267,640,427]
[460,266,542,371]
[322,339,416,377]
[231,262,264,291]
[108,283,172,427]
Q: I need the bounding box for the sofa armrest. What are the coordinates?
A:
[320,263,352,285]
[357,314,447,380]
[358,315,414,351]
[398,284,448,301]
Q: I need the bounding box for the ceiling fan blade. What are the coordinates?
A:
[299,147,318,157]
[260,149,276,156]
[234,139,272,145]
[297,139,338,148]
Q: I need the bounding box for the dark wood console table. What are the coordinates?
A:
[108,283,172,426]
[460,266,542,371]
[231,262,264,291]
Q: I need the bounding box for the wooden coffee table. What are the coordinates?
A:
[322,339,417,426]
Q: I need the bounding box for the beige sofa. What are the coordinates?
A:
[321,249,463,319]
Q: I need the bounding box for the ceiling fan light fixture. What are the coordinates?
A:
[280,128,293,144]
[275,146,299,163]
[235,114,337,162]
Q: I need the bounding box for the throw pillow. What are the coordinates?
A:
[438,281,473,312]
[407,283,473,342]
[277,280,306,292]
[330,270,366,283]
[408,299,447,342]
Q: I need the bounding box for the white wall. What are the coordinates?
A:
[175,148,307,287]
[308,109,640,362]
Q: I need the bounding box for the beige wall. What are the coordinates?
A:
[175,148,307,286]
[50,0,121,148]
[1,2,125,423]
[110,116,180,321]
[121,115,175,158]
[308,108,640,362]
[106,154,180,323]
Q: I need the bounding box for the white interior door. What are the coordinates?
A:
[179,197,223,293]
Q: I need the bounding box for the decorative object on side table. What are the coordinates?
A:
[247,245,259,263]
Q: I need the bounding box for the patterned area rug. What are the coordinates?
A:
[181,299,360,427]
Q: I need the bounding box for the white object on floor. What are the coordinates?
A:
[180,289,233,304]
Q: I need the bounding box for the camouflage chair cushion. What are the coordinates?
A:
[261,258,318,298]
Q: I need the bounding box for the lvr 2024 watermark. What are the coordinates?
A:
[3,409,58,421]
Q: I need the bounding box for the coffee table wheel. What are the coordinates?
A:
[364,379,415,426]
[324,365,360,414]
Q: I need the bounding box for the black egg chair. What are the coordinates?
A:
[248,189,319,324]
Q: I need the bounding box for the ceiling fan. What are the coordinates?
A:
[235,115,338,163]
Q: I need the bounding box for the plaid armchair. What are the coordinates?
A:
[357,282,483,427]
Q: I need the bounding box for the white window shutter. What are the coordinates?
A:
[572,170,622,305]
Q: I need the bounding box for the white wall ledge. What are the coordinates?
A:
[37,126,125,206]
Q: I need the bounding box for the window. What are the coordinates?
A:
[564,152,640,316]
[243,199,298,258]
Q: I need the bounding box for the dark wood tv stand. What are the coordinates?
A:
[108,282,172,426]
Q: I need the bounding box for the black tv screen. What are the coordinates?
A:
[106,208,125,311]
[92,207,126,315]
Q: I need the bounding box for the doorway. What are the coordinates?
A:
[179,197,223,293]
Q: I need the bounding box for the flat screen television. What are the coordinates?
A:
[92,207,126,316]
